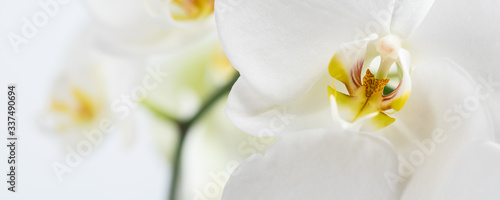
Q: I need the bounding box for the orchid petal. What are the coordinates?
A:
[85,0,162,40]
[216,0,395,105]
[389,0,435,39]
[379,60,495,198]
[400,141,500,200]
[409,0,500,79]
[85,0,216,54]
[381,59,494,152]
[145,36,230,121]
[409,0,500,139]
[222,129,400,200]
[431,141,500,200]
[226,74,335,137]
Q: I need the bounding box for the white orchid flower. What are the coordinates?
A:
[84,2,277,200]
[215,0,500,199]
[85,0,216,54]
[39,28,145,146]
[221,62,500,199]
[84,0,236,120]
[217,0,500,137]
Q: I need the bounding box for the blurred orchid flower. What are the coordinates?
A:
[39,29,145,145]
[84,0,216,54]
[145,35,235,121]
[79,1,274,200]
[41,0,227,140]
[40,64,106,133]
[215,0,500,199]
[83,0,236,120]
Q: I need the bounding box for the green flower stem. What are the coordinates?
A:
[183,73,240,130]
[168,122,187,200]
[142,73,240,200]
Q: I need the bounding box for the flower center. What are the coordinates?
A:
[51,87,100,124]
[363,69,389,97]
[327,34,411,131]
[170,0,215,21]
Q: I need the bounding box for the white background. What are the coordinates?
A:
[0,1,168,199]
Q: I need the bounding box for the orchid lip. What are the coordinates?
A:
[327,35,411,131]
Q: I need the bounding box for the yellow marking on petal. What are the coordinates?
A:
[328,69,397,129]
[388,91,411,111]
[72,88,97,122]
[328,86,353,106]
[328,54,350,89]
[50,87,99,124]
[171,0,214,21]
[51,101,70,112]
[365,112,395,131]
[327,37,411,131]
[328,86,364,122]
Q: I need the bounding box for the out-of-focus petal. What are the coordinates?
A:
[85,0,216,55]
[145,35,232,121]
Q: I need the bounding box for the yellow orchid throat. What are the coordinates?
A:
[170,0,214,21]
[328,34,412,131]
[363,69,389,98]
[51,87,101,124]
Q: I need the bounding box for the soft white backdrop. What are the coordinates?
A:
[0,1,167,199]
